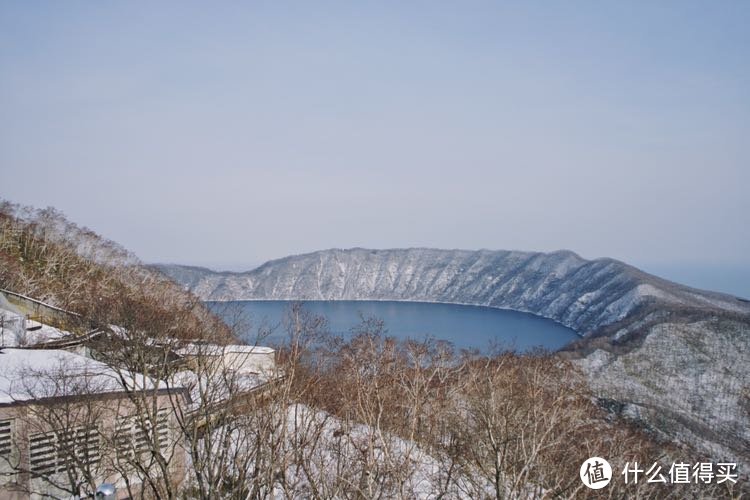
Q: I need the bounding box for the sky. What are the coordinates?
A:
[1,2,749,295]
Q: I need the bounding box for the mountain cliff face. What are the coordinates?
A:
[155,248,750,466]
[155,248,748,336]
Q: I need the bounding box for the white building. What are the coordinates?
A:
[176,343,276,375]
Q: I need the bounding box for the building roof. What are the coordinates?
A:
[0,348,179,405]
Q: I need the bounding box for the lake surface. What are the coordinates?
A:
[207,300,579,352]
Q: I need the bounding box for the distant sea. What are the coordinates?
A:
[642,265,750,300]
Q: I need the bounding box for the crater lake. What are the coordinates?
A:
[207,300,580,352]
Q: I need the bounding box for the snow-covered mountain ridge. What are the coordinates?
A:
[154,248,749,337]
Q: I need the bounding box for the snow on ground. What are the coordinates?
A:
[274,403,493,499]
[186,403,542,499]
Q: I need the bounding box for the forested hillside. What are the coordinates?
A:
[0,201,231,342]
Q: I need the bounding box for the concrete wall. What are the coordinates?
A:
[0,290,80,331]
[0,392,188,499]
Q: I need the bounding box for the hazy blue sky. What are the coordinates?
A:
[1,2,749,286]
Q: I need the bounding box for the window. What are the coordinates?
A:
[29,426,100,477]
[115,408,170,460]
[0,419,16,484]
[0,420,11,457]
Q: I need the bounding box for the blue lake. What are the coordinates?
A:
[207,300,580,352]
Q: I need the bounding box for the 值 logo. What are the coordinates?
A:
[580,457,612,489]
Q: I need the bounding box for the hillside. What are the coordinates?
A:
[0,201,232,343]
[156,248,750,466]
